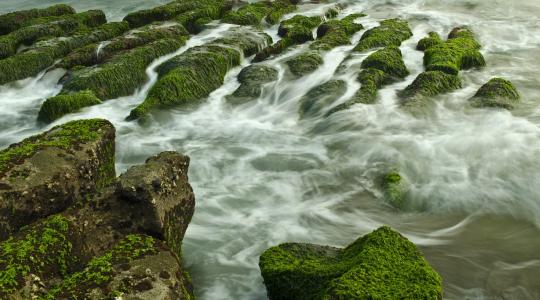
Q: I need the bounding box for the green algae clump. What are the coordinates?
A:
[0,215,74,297]
[38,90,102,123]
[310,14,365,51]
[353,18,412,52]
[286,51,324,77]
[259,226,442,300]
[222,0,296,26]
[226,64,278,105]
[470,77,520,109]
[399,70,462,99]
[0,4,75,35]
[416,31,443,51]
[360,45,409,78]
[382,171,410,209]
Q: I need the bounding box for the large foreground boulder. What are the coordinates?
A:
[0,119,115,240]
[0,119,195,299]
[259,226,442,300]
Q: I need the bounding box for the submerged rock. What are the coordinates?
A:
[299,80,347,118]
[328,46,408,115]
[310,13,364,51]
[382,171,409,209]
[0,10,107,59]
[286,51,324,77]
[470,77,520,109]
[226,64,278,105]
[254,15,322,62]
[259,226,442,299]
[127,27,271,120]
[0,21,129,85]
[353,18,412,52]
[0,4,76,35]
[0,119,115,240]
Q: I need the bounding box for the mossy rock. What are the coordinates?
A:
[311,13,365,51]
[65,37,184,99]
[399,70,462,100]
[470,77,520,109]
[59,22,189,69]
[223,0,296,26]
[286,51,324,77]
[128,28,270,120]
[254,15,322,62]
[326,69,392,115]
[353,18,412,52]
[423,27,485,75]
[38,90,102,123]
[0,119,116,239]
[123,0,230,29]
[0,4,75,35]
[361,46,409,78]
[0,10,107,60]
[416,32,443,51]
[0,21,130,85]
[226,65,278,105]
[382,171,409,209]
[299,80,347,118]
[259,226,442,300]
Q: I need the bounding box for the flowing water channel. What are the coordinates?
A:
[1,0,540,299]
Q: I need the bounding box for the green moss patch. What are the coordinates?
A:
[361,46,409,78]
[0,215,74,296]
[226,64,278,105]
[0,10,107,59]
[311,13,364,51]
[470,77,520,109]
[128,29,270,120]
[299,80,347,118]
[44,234,159,299]
[353,18,412,52]
[423,28,485,75]
[59,22,188,69]
[0,21,129,85]
[382,171,409,209]
[399,70,462,99]
[0,4,75,35]
[223,0,296,26]
[286,51,323,77]
[416,31,443,51]
[259,226,442,300]
[0,119,112,176]
[37,90,102,123]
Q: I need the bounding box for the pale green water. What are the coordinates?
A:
[1,0,540,299]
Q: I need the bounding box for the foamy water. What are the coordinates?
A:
[1,0,540,299]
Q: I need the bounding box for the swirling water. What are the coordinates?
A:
[1,0,540,299]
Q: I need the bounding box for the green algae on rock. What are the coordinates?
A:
[38,38,185,123]
[423,27,485,75]
[0,10,107,59]
[127,28,271,120]
[0,4,76,35]
[59,22,189,69]
[416,31,443,51]
[327,46,408,115]
[0,119,115,239]
[222,0,296,26]
[38,90,102,123]
[259,226,442,300]
[0,21,130,85]
[226,64,279,105]
[353,18,412,52]
[124,0,230,29]
[286,51,324,77]
[299,80,347,118]
[0,215,75,297]
[399,70,462,100]
[382,171,410,209]
[310,13,365,51]
[470,77,520,109]
[254,15,322,62]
